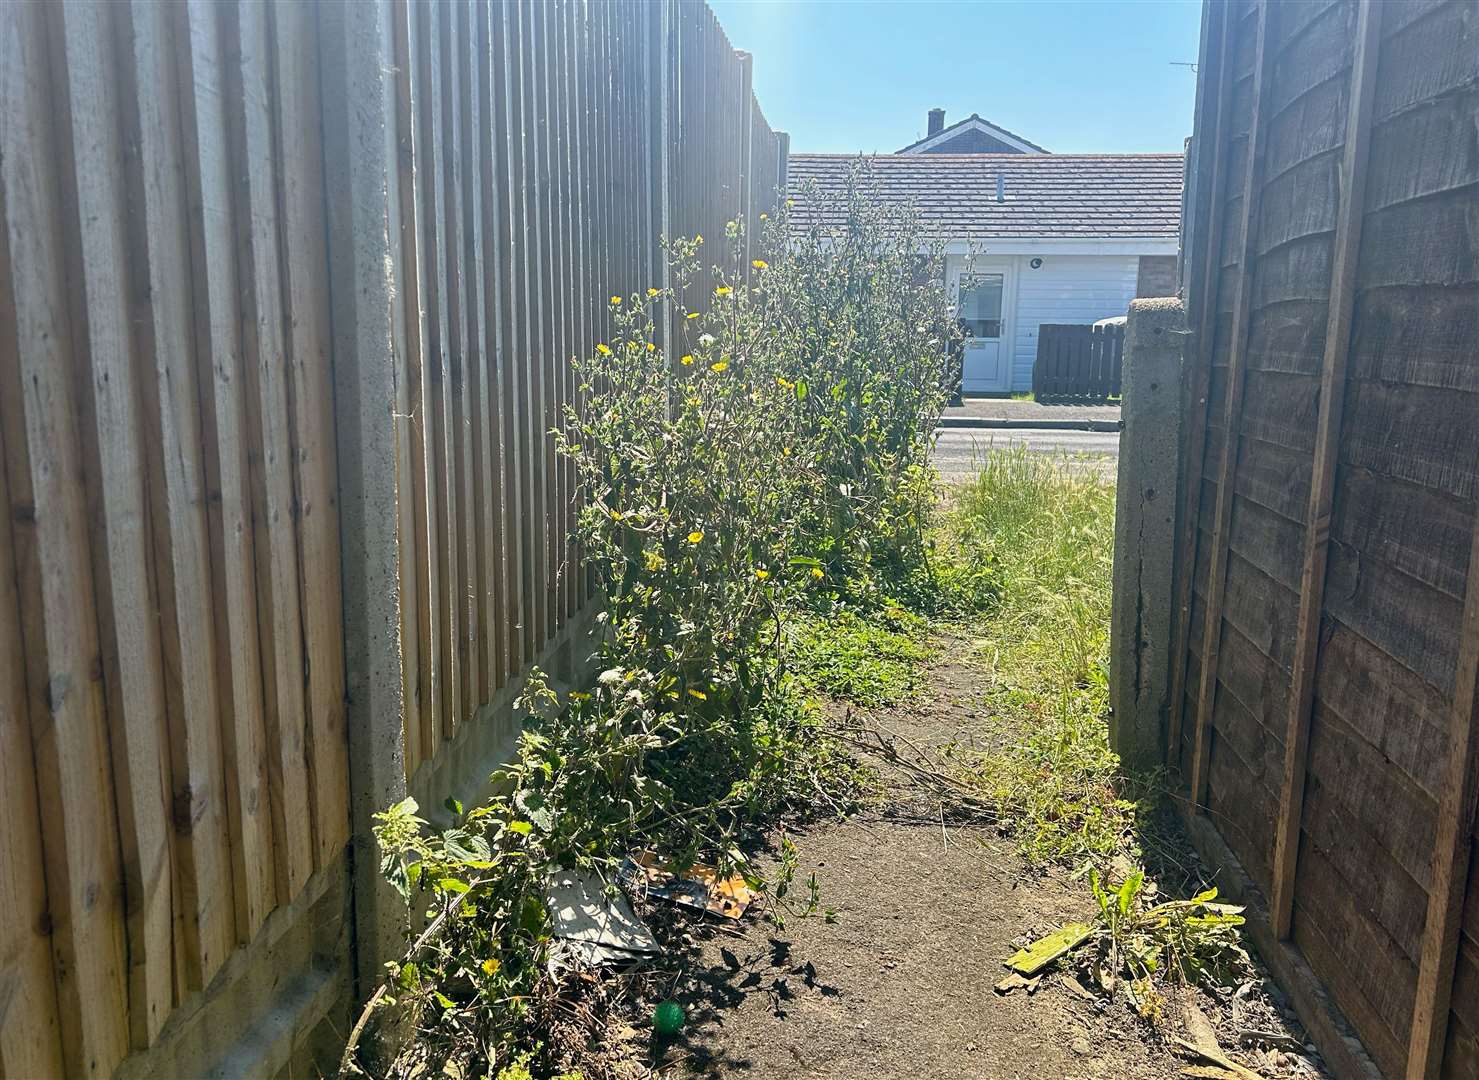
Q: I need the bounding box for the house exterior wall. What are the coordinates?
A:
[1008,254,1140,391]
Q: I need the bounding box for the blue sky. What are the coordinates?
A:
[707,0,1205,154]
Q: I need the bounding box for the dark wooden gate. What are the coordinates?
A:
[1031,322,1125,402]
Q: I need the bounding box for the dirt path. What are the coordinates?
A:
[642,643,1326,1080]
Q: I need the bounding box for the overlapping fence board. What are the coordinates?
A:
[0,1,781,1073]
[1169,2,1479,1076]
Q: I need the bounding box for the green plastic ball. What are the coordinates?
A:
[652,1000,685,1035]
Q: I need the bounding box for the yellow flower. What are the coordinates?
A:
[759,212,769,220]
[570,691,591,701]
[777,376,794,389]
[782,446,791,457]
[681,354,694,365]
[596,343,612,355]
[710,360,728,372]
[695,233,703,244]
[810,567,824,580]
[481,957,501,976]
[646,342,656,351]
[715,285,732,296]
[752,259,768,270]
[686,312,700,320]
[610,509,623,521]
[610,295,622,305]
[754,568,770,580]
[687,530,703,544]
[647,287,660,297]
[687,688,707,700]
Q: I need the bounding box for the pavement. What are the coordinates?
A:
[940,397,1121,431]
[931,426,1120,484]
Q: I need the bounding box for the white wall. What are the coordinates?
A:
[1008,254,1139,391]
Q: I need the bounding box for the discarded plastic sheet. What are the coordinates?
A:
[1002,922,1093,976]
[546,869,659,971]
[619,850,759,920]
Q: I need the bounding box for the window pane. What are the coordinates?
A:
[959,273,1003,339]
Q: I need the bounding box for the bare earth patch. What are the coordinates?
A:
[630,644,1327,1080]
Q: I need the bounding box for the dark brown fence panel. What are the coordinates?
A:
[1032,323,1126,402]
[1169,2,1479,1077]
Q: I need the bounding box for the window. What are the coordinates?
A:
[958,273,1003,339]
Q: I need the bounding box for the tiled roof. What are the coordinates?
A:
[896,113,1049,154]
[786,153,1185,239]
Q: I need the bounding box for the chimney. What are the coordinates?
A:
[927,108,945,137]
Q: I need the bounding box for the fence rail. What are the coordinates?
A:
[1031,323,1126,402]
[0,2,782,1075]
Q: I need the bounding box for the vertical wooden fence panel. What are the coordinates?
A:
[0,1,785,1070]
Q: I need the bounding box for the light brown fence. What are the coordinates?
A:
[0,1,782,1075]
[1168,1,1478,1077]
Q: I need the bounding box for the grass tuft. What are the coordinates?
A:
[939,448,1138,866]
[787,605,931,708]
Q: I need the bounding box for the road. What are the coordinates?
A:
[931,426,1120,483]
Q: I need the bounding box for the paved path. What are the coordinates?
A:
[941,398,1120,429]
[931,426,1120,483]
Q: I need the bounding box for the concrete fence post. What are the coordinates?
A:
[317,0,409,1005]
[1109,297,1187,772]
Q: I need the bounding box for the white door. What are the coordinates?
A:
[958,271,1010,393]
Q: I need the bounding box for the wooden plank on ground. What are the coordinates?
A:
[1190,0,1274,811]
[0,4,130,1071]
[1270,0,1381,940]
[224,0,315,903]
[176,0,278,942]
[269,0,350,868]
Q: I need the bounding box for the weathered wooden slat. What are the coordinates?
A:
[1189,0,1274,811]
[224,0,315,903]
[51,1,178,1041]
[269,0,350,869]
[1408,440,1479,1078]
[1271,0,1381,937]
[1167,0,1236,766]
[177,0,277,943]
[119,0,237,996]
[0,284,66,1080]
[0,4,130,1072]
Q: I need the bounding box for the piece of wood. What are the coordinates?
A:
[0,308,66,1080]
[440,0,476,725]
[1189,0,1274,812]
[51,1,178,1042]
[119,0,236,995]
[1268,0,1384,930]
[1167,0,1236,767]
[0,5,131,1072]
[1407,459,1479,1072]
[224,0,315,904]
[269,0,350,869]
[176,0,277,943]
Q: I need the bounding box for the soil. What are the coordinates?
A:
[618,642,1330,1080]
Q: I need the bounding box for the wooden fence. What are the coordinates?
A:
[0,1,782,1075]
[1167,1,1478,1077]
[1032,323,1126,402]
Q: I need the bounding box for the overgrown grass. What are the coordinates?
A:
[939,448,1138,866]
[786,604,931,708]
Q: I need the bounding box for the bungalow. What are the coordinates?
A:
[788,111,1184,394]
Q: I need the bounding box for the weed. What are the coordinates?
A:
[934,448,1137,866]
[786,605,931,708]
